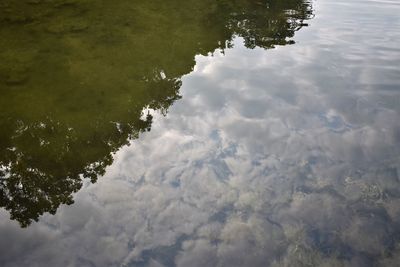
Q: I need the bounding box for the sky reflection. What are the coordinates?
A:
[1,0,400,266]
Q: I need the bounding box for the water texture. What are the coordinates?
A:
[0,0,399,266]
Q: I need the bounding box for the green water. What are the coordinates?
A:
[0,0,312,226]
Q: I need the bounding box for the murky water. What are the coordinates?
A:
[0,0,399,266]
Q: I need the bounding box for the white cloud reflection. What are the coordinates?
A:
[1,0,400,266]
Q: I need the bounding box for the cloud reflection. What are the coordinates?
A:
[1,0,400,266]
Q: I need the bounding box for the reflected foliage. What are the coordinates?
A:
[0,0,312,227]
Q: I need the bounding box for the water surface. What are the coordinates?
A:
[1,0,400,266]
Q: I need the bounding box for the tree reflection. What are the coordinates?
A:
[0,0,313,227]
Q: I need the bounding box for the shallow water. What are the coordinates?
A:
[0,0,400,266]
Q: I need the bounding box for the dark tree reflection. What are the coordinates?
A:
[0,0,313,227]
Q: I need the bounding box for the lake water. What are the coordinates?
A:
[0,0,400,266]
